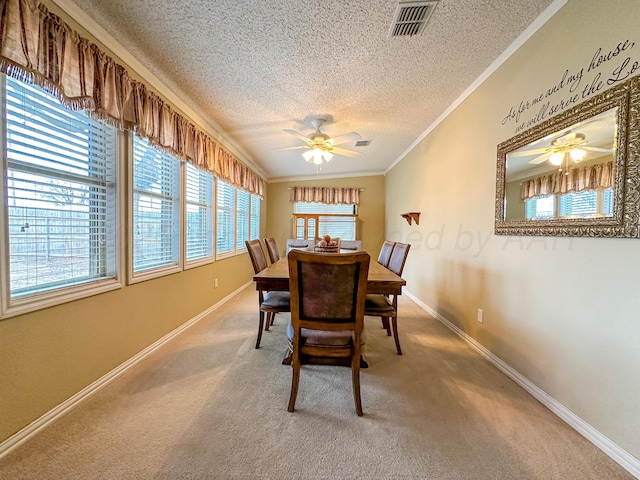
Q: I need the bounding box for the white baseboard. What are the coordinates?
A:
[0,282,253,460]
[404,290,640,479]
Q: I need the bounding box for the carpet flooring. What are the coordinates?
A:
[0,286,633,479]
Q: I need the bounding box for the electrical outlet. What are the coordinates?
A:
[214,278,219,288]
[477,308,484,323]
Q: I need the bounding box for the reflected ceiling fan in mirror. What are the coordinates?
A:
[277,116,362,166]
[510,130,613,168]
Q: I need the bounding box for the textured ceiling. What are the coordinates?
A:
[66,0,557,181]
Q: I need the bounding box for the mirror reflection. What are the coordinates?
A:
[504,108,618,222]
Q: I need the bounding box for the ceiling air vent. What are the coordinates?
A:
[355,140,371,147]
[388,1,438,38]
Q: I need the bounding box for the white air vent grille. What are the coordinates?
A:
[389,1,438,38]
[355,140,371,147]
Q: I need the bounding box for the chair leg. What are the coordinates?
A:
[382,316,391,336]
[288,352,301,412]
[264,312,271,331]
[255,310,265,349]
[351,350,363,416]
[270,313,276,326]
[391,315,402,355]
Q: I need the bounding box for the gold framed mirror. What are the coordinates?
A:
[495,76,640,237]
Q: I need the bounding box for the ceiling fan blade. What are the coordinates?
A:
[331,146,361,158]
[509,147,550,157]
[283,129,311,143]
[583,146,613,153]
[328,131,362,146]
[271,145,309,151]
[529,153,550,164]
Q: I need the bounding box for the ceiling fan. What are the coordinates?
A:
[278,117,362,165]
[510,131,613,166]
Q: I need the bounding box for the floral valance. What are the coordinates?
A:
[0,0,264,197]
[521,161,614,201]
[290,187,361,205]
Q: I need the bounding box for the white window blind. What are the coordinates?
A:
[559,189,613,217]
[185,163,213,263]
[236,189,249,250]
[132,137,180,273]
[2,75,118,303]
[216,180,235,256]
[250,194,261,240]
[525,195,554,220]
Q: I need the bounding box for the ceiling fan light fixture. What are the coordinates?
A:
[549,152,564,165]
[570,148,587,161]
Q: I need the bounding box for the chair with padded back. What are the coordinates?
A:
[365,242,410,355]
[246,239,290,348]
[286,250,370,416]
[264,237,280,264]
[377,240,395,267]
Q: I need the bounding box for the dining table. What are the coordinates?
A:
[253,251,406,296]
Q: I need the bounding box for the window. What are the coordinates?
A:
[0,75,120,317]
[525,195,555,220]
[185,163,214,266]
[293,202,357,240]
[526,189,613,220]
[235,189,249,250]
[216,180,235,257]
[250,194,260,240]
[216,180,261,257]
[131,136,181,280]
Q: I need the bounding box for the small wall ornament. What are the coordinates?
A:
[401,212,420,225]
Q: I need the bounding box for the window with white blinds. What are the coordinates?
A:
[216,180,261,257]
[1,75,119,316]
[185,163,214,265]
[235,189,249,250]
[526,189,613,220]
[525,195,555,220]
[216,180,235,256]
[293,202,357,240]
[250,194,261,240]
[132,136,181,277]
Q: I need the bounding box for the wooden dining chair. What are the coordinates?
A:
[263,237,280,264]
[365,242,411,355]
[377,240,395,268]
[246,239,290,348]
[286,250,370,416]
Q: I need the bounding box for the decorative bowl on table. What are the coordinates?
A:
[314,244,339,253]
[314,235,340,253]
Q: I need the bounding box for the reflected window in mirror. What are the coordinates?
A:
[524,188,614,220]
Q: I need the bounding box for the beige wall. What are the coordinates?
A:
[266,175,386,256]
[386,0,640,462]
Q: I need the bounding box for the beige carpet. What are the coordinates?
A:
[0,286,633,479]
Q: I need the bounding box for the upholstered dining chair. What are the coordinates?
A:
[246,239,290,348]
[263,237,280,264]
[365,242,411,355]
[377,240,395,268]
[286,250,370,416]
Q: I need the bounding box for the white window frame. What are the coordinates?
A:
[184,162,214,269]
[128,135,183,283]
[0,75,123,318]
